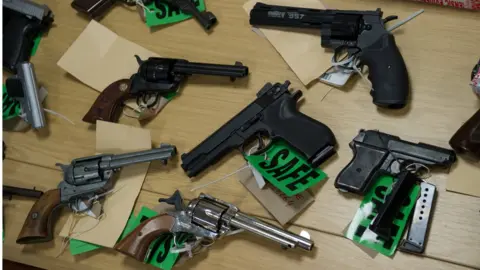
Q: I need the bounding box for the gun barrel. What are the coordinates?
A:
[107,144,177,169]
[230,213,313,251]
[3,185,43,198]
[173,62,249,78]
[16,62,45,129]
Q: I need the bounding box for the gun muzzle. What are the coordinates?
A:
[105,144,177,169]
[187,194,314,251]
[5,62,46,129]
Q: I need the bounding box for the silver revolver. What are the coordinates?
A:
[115,191,314,262]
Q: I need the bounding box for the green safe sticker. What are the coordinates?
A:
[345,175,420,257]
[120,207,191,270]
[145,0,206,27]
[245,140,327,197]
[3,85,21,120]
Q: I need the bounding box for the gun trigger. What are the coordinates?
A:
[159,190,185,211]
[383,15,398,25]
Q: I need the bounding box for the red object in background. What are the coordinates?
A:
[411,0,480,9]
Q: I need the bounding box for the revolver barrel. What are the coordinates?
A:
[231,213,313,251]
[106,144,177,169]
[173,61,249,78]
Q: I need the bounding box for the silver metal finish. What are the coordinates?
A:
[399,182,436,254]
[15,62,45,129]
[3,0,52,21]
[186,193,314,251]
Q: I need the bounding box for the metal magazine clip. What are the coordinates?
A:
[399,182,436,254]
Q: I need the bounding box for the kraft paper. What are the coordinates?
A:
[59,121,152,247]
[57,20,159,109]
[447,157,480,198]
[244,0,333,85]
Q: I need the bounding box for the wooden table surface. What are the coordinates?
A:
[3,0,480,269]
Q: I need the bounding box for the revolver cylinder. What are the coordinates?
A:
[187,194,314,251]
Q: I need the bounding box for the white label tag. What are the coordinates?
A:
[248,162,266,189]
[137,96,170,121]
[319,66,354,87]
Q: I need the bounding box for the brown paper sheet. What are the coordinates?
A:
[59,121,152,247]
[447,157,480,198]
[57,20,159,109]
[244,0,333,85]
[238,167,314,225]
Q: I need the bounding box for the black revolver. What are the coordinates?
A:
[250,3,409,109]
[82,55,249,124]
[335,130,456,194]
[181,81,337,177]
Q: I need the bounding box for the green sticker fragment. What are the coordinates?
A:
[3,84,21,120]
[245,140,327,196]
[145,0,206,27]
[31,35,42,56]
[345,174,420,257]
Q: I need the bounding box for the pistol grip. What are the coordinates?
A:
[334,143,389,194]
[115,215,175,261]
[359,33,409,109]
[82,79,132,124]
[16,189,63,244]
[3,16,39,73]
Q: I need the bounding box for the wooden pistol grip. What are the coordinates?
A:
[16,189,63,244]
[82,79,133,124]
[115,215,175,261]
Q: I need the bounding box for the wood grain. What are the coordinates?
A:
[3,0,480,269]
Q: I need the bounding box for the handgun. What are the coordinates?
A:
[335,129,456,194]
[250,3,410,109]
[5,62,46,129]
[3,0,54,73]
[143,0,217,30]
[181,81,337,178]
[82,55,249,124]
[16,144,176,244]
[115,192,313,262]
[449,109,480,161]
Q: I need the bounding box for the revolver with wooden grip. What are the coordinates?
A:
[82,55,249,124]
[115,192,314,262]
[16,144,176,244]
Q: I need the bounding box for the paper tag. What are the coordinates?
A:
[345,175,420,257]
[239,167,314,225]
[244,140,327,197]
[145,0,206,27]
[249,163,266,189]
[71,200,102,218]
[319,66,355,87]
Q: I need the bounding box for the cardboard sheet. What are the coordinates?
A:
[447,157,480,198]
[57,20,159,108]
[238,167,314,225]
[244,0,333,85]
[59,121,152,247]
